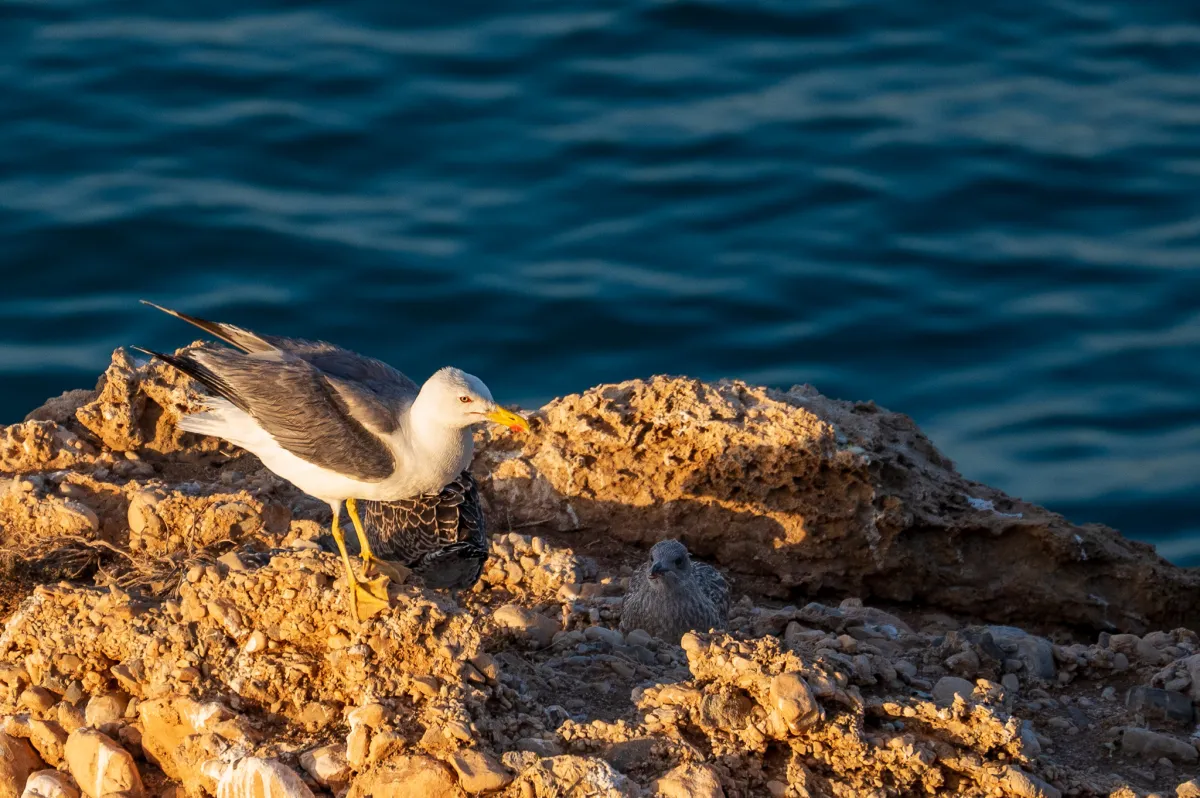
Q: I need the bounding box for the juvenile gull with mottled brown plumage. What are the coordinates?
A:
[620,539,730,645]
[133,301,528,621]
[357,469,488,593]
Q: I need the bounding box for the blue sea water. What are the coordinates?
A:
[3,1,1200,563]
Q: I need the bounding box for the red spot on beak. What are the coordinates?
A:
[508,424,523,433]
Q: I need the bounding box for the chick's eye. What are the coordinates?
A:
[675,557,685,566]
[459,396,473,404]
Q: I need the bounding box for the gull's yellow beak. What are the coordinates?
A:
[485,406,530,433]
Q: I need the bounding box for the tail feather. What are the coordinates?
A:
[177,406,234,437]
[140,300,274,354]
[133,346,248,413]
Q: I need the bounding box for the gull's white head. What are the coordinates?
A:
[419,367,530,432]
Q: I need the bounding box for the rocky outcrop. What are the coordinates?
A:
[475,376,1200,634]
[0,350,1198,797]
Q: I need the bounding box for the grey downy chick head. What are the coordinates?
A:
[648,539,693,583]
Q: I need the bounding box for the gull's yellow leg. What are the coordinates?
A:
[330,501,389,622]
[345,498,402,596]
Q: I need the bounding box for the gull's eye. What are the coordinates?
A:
[675,557,685,566]
[459,396,473,404]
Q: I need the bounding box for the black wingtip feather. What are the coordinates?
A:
[140,300,261,354]
[138,346,248,412]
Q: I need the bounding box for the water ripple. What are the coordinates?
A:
[2,0,1200,564]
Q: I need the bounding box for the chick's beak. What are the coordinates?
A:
[485,406,530,433]
[649,562,666,579]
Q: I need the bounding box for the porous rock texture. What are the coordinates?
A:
[0,348,1197,798]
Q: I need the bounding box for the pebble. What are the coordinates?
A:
[20,687,56,714]
[625,629,652,648]
[1002,765,1062,798]
[203,757,314,798]
[299,702,337,731]
[57,702,85,734]
[986,627,1058,681]
[84,693,129,733]
[1136,638,1164,664]
[444,721,473,743]
[515,738,563,757]
[493,605,560,648]
[769,672,823,730]
[1001,673,1020,694]
[1119,727,1199,765]
[945,649,979,675]
[1176,778,1200,798]
[1126,686,1195,724]
[1019,721,1041,756]
[64,728,144,798]
[932,676,975,705]
[448,749,514,794]
[653,763,725,798]
[28,719,68,766]
[608,660,635,680]
[174,667,200,683]
[345,756,457,798]
[583,625,624,647]
[299,745,350,791]
[504,563,525,585]
[20,770,80,798]
[0,734,40,798]
[243,631,267,654]
[347,703,387,730]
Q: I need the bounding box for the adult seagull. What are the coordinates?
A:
[134,301,528,620]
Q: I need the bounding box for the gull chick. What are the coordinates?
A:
[620,539,730,645]
[357,469,488,594]
[134,301,528,621]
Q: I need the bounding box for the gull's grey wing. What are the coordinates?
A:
[142,301,420,426]
[142,345,396,482]
[618,562,653,634]
[694,562,731,621]
[359,471,488,590]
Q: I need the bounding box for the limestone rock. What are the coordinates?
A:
[932,677,975,705]
[1183,654,1200,703]
[19,688,55,715]
[449,749,512,794]
[1178,778,1200,798]
[299,745,350,792]
[984,627,1056,681]
[19,771,78,798]
[1001,766,1061,798]
[1126,686,1194,724]
[0,734,42,798]
[1119,727,1199,765]
[84,693,129,734]
[475,376,1200,633]
[63,729,143,798]
[346,756,458,798]
[493,605,560,648]
[513,756,641,798]
[768,672,822,731]
[26,721,67,767]
[653,763,724,798]
[206,758,314,798]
